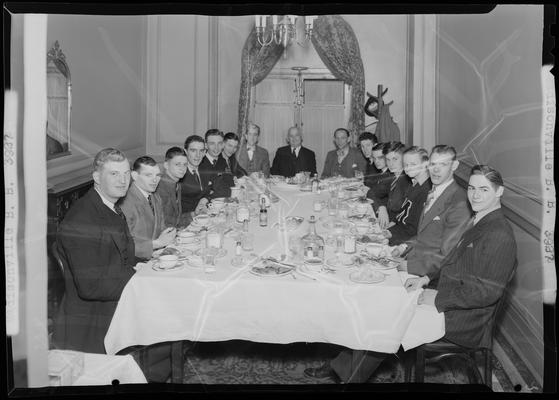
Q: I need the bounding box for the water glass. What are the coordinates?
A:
[313,200,323,212]
[328,197,338,216]
[241,232,254,251]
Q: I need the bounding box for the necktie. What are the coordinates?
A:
[147,194,155,215]
[175,182,180,202]
[193,169,202,190]
[423,189,435,214]
[390,175,398,192]
[114,203,126,221]
[292,148,297,158]
[211,158,216,166]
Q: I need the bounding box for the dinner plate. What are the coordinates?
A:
[195,247,227,259]
[299,185,313,192]
[151,261,185,272]
[349,269,385,284]
[230,254,259,268]
[360,258,398,270]
[250,260,294,277]
[325,256,357,270]
[356,234,388,245]
[319,216,354,230]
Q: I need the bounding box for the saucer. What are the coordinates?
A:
[325,256,356,270]
[195,247,227,259]
[349,269,385,284]
[152,261,185,272]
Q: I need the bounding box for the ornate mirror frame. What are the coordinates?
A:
[46,40,72,160]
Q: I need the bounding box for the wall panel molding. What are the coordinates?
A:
[146,15,212,155]
[412,14,438,150]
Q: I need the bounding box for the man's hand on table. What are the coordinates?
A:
[153,227,176,249]
[418,288,437,306]
[404,275,430,292]
[194,198,209,215]
[377,206,389,229]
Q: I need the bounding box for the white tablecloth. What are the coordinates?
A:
[105,184,444,355]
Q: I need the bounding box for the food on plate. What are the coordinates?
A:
[251,260,292,275]
[159,247,180,257]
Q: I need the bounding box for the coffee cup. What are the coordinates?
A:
[230,186,241,199]
[355,222,370,235]
[209,200,225,212]
[177,231,197,244]
[159,254,179,269]
[366,243,386,258]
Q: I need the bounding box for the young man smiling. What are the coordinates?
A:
[403,145,472,277]
[119,156,176,259]
[199,129,231,198]
[387,146,432,245]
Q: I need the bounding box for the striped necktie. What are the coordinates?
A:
[192,169,202,190]
[147,194,155,215]
[114,203,126,221]
[390,175,398,191]
[423,189,435,214]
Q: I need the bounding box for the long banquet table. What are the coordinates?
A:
[104,181,445,362]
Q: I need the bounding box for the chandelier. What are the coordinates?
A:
[254,15,316,51]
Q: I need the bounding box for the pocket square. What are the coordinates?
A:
[433,216,441,221]
[467,243,474,248]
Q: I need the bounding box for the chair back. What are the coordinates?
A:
[51,241,66,276]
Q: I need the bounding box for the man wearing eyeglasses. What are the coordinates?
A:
[180,135,214,217]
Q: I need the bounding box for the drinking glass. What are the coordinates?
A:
[241,232,254,251]
[328,197,338,216]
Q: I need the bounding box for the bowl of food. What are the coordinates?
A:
[158,254,179,269]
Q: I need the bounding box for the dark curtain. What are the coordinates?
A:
[311,15,365,145]
[237,26,284,142]
[374,103,401,142]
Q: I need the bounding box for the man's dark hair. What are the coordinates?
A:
[470,164,504,189]
[403,146,429,162]
[165,146,186,161]
[430,144,457,161]
[224,132,240,143]
[205,129,224,141]
[184,135,206,150]
[358,131,378,144]
[372,142,388,153]
[132,156,157,172]
[383,141,406,156]
[334,128,350,138]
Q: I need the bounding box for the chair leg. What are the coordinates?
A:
[404,349,416,382]
[484,349,493,389]
[170,341,184,383]
[414,347,425,383]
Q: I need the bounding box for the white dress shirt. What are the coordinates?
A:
[95,187,118,214]
[423,178,454,213]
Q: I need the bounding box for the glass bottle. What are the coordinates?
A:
[301,215,325,265]
[259,197,268,227]
[311,173,319,193]
[236,200,250,223]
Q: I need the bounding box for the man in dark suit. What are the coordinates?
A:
[222,132,247,179]
[236,123,271,177]
[403,145,472,277]
[198,129,231,198]
[357,131,380,179]
[405,164,517,349]
[366,142,392,216]
[119,156,176,259]
[270,126,317,177]
[52,148,172,382]
[156,147,192,228]
[373,141,412,229]
[180,135,214,216]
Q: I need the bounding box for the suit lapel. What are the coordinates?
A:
[419,181,458,232]
[92,190,131,255]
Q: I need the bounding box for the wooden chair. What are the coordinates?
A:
[404,339,493,387]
